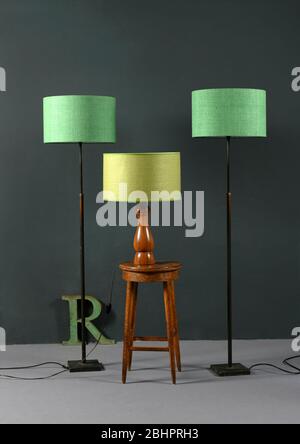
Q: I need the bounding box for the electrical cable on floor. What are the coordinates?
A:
[0,267,117,380]
[250,355,300,375]
[0,369,68,380]
[5,265,299,380]
[0,342,104,380]
[0,362,68,380]
[0,361,68,371]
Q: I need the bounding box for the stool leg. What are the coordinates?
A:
[122,282,133,384]
[126,286,133,369]
[170,281,181,372]
[128,283,138,371]
[163,281,176,384]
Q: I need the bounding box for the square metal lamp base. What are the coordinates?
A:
[68,360,105,373]
[210,363,251,377]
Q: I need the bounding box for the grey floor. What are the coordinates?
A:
[0,340,299,424]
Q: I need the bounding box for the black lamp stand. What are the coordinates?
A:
[210,137,250,377]
[67,142,105,373]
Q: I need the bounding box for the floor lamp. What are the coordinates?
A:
[192,88,267,376]
[43,95,116,372]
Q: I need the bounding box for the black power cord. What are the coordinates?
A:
[0,361,68,371]
[86,266,117,358]
[105,266,116,315]
[86,334,103,359]
[250,355,300,375]
[6,266,298,380]
[0,362,68,380]
[0,369,68,380]
[0,267,117,381]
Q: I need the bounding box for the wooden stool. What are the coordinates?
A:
[120,261,182,384]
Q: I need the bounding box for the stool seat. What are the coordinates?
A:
[120,261,181,273]
[120,261,181,283]
[120,261,182,384]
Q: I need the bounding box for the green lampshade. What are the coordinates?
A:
[103,152,181,202]
[192,88,266,137]
[43,95,116,143]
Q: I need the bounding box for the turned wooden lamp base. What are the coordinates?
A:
[133,204,155,266]
[119,204,182,384]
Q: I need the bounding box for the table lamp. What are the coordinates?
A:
[43,95,116,372]
[192,88,267,376]
[102,152,181,264]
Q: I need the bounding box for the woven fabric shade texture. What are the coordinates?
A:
[43,95,116,143]
[192,88,266,137]
[103,152,181,202]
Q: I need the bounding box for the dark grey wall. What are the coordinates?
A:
[0,0,299,343]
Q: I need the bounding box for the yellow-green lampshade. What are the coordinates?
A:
[192,88,267,137]
[43,95,116,143]
[103,152,181,202]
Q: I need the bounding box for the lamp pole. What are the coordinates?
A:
[79,142,87,362]
[226,136,233,368]
[210,137,250,377]
[67,142,104,372]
